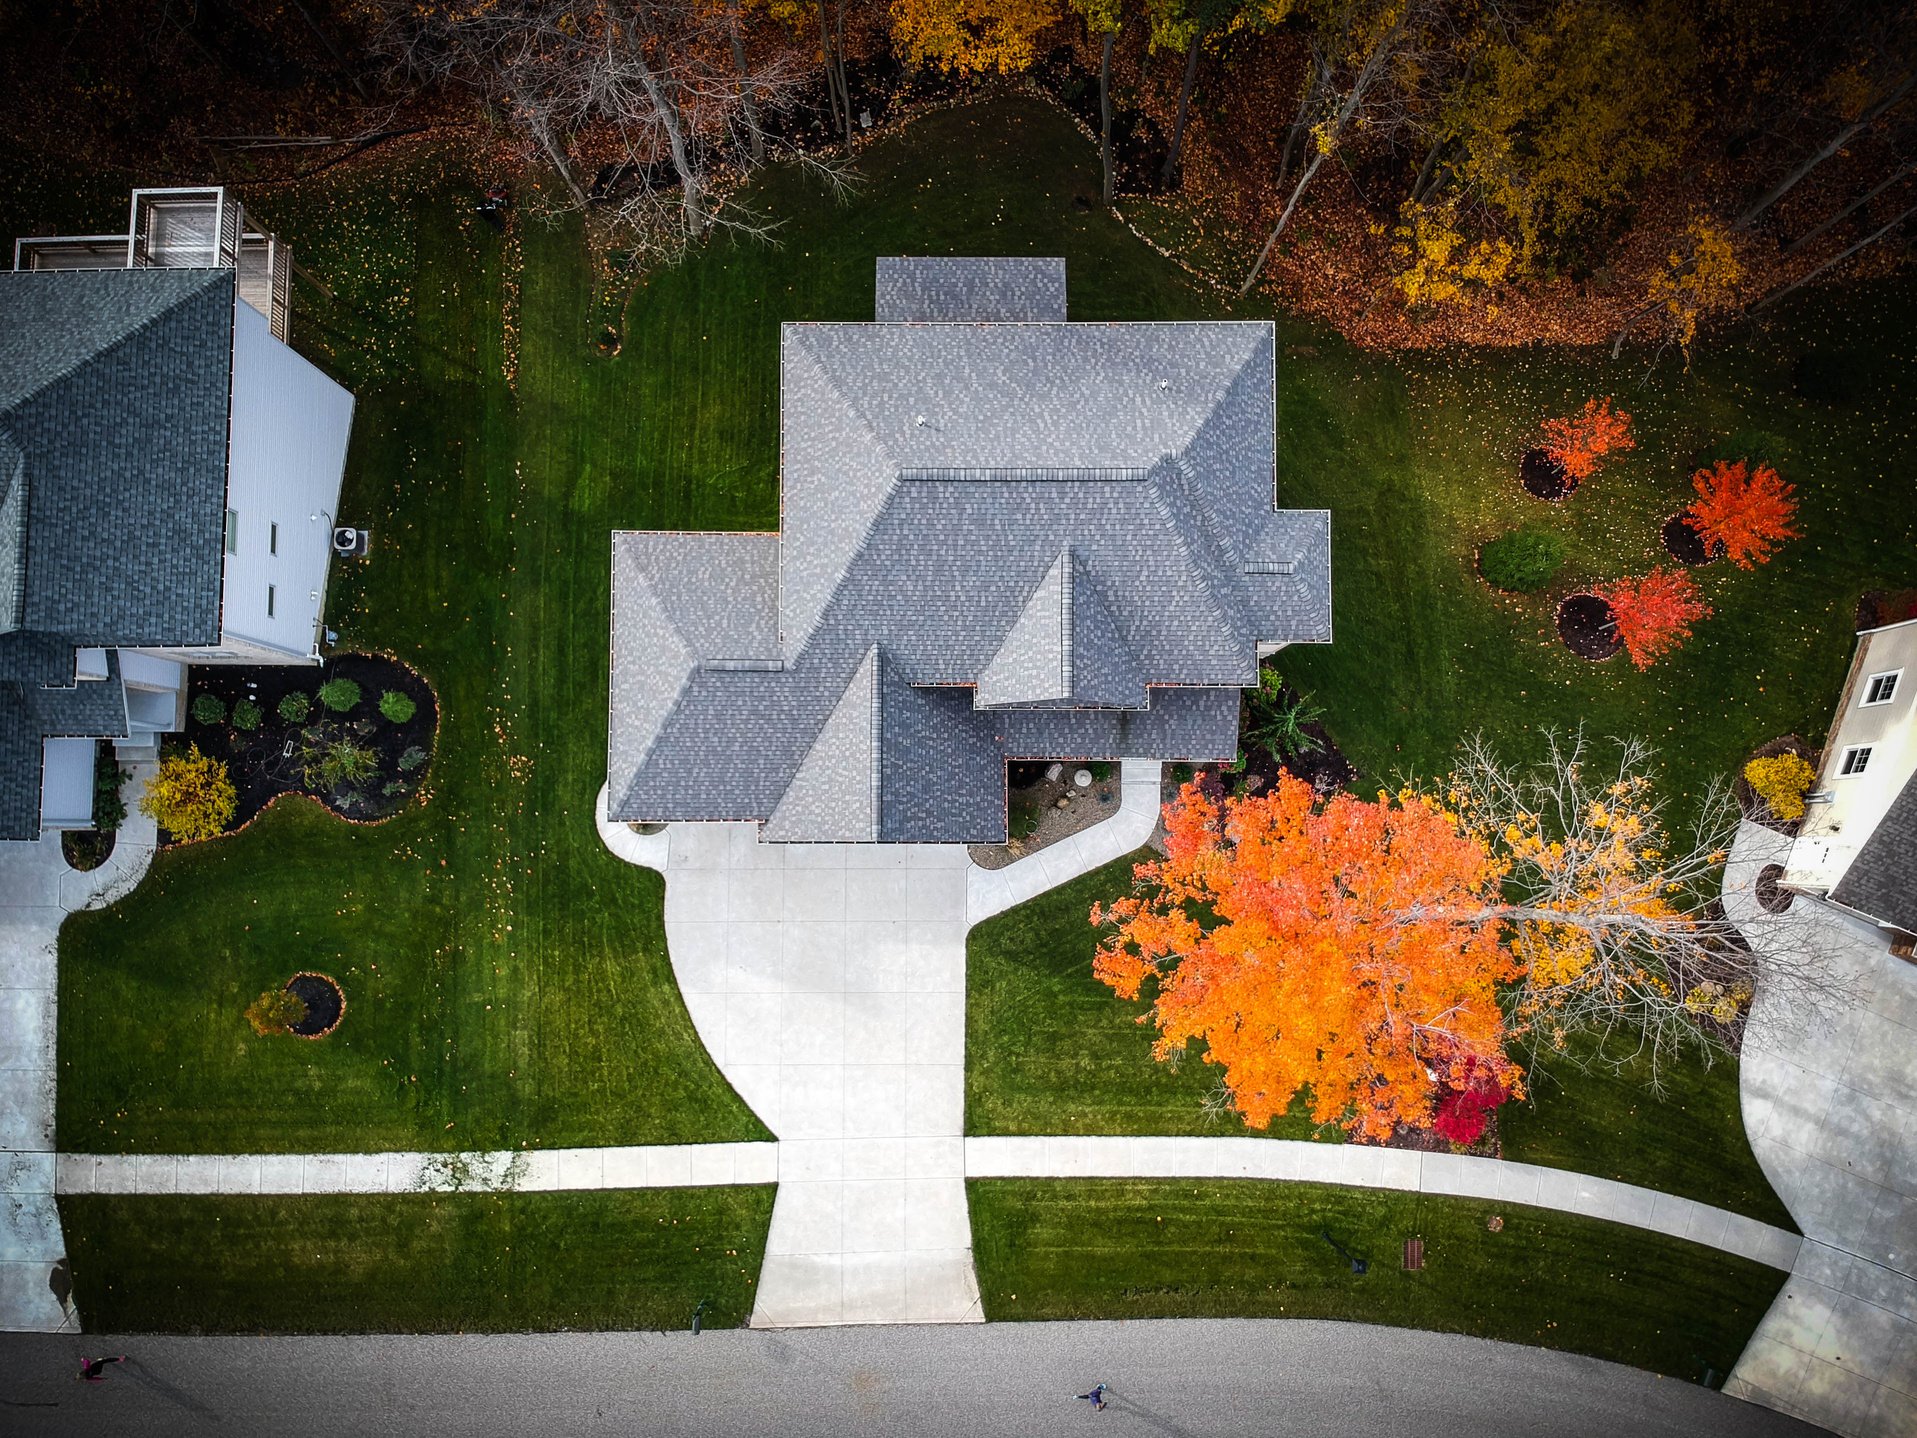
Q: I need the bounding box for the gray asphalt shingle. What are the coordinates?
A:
[608,259,1331,842]
[1831,772,1917,934]
[873,257,1067,323]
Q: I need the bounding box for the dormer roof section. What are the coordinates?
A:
[976,548,1147,711]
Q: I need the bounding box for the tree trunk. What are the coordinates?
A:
[1240,148,1328,296]
[1782,160,1917,256]
[288,0,369,99]
[524,102,588,209]
[1273,60,1325,200]
[629,46,705,237]
[1755,197,1917,312]
[818,0,851,154]
[1161,31,1202,188]
[1735,72,1916,231]
[727,0,765,164]
[1100,30,1115,206]
[1410,134,1447,205]
[833,0,855,153]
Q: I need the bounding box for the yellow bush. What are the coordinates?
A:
[1743,753,1816,822]
[139,745,237,841]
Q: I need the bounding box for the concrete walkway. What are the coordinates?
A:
[966,759,1160,925]
[1721,821,1917,1438]
[1,781,156,1334]
[967,1135,1802,1270]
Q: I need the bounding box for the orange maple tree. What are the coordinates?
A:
[1090,775,1521,1141]
[1540,396,1635,485]
[1597,568,1712,669]
[1684,459,1801,569]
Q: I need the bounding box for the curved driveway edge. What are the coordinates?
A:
[1,768,157,1333]
[1723,819,1917,1438]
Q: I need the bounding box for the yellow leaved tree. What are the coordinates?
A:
[888,0,1062,74]
[140,745,237,842]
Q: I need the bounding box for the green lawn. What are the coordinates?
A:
[60,1188,773,1333]
[966,850,1794,1229]
[970,1179,1784,1381]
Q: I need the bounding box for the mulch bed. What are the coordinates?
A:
[1556,594,1621,661]
[1735,735,1817,834]
[970,762,1123,870]
[1755,864,1795,915]
[182,652,438,831]
[60,829,115,871]
[1520,448,1574,501]
[1381,1114,1500,1159]
[286,972,345,1038]
[1661,513,1720,566]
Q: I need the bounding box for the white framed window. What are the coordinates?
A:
[1839,745,1873,777]
[269,521,279,556]
[266,584,276,619]
[1862,670,1901,707]
[223,508,239,555]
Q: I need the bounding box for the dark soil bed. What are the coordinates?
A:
[1520,447,1574,501]
[61,829,116,872]
[1755,865,1794,915]
[1556,594,1621,660]
[287,972,345,1038]
[1661,513,1719,566]
[182,653,438,831]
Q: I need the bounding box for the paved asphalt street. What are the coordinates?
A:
[0,1320,1830,1437]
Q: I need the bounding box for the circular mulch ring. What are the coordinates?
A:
[1521,448,1575,501]
[1755,864,1794,914]
[1661,513,1720,566]
[1557,594,1621,661]
[60,829,116,872]
[286,972,345,1039]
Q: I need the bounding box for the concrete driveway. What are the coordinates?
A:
[1723,821,1917,1438]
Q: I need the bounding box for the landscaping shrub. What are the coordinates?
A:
[398,745,429,773]
[1595,569,1712,670]
[138,746,237,841]
[1685,460,1801,569]
[317,679,361,713]
[244,986,307,1037]
[92,747,126,833]
[1243,668,1324,757]
[232,698,263,732]
[379,689,417,724]
[190,693,226,726]
[1540,396,1634,485]
[304,736,380,793]
[1744,753,1816,822]
[1479,528,1566,592]
[278,692,312,723]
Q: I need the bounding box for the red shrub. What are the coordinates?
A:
[1685,459,1801,569]
[1541,397,1635,486]
[1598,568,1713,670]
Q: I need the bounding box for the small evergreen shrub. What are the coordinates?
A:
[278,692,312,723]
[92,747,127,833]
[232,698,263,732]
[317,678,361,713]
[379,689,417,724]
[191,693,227,726]
[1479,528,1567,592]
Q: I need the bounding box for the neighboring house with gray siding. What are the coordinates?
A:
[606,256,1331,844]
[0,187,354,839]
[1785,614,1917,952]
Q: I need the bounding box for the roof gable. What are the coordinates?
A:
[764,645,879,841]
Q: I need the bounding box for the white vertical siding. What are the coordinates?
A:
[220,297,354,662]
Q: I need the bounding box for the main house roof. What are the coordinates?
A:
[608,258,1331,843]
[0,266,234,837]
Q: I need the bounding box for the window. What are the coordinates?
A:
[1862,670,1900,706]
[1840,745,1873,777]
[223,509,238,555]
[266,584,276,619]
[269,522,279,556]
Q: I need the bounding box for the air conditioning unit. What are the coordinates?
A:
[333,527,369,557]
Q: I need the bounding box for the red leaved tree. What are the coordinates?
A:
[1684,460,1801,569]
[1597,568,1712,669]
[1541,396,1635,486]
[1090,775,1521,1141]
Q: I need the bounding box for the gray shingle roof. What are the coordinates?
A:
[608,260,1331,842]
[0,267,234,646]
[874,257,1067,322]
[1831,772,1917,934]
